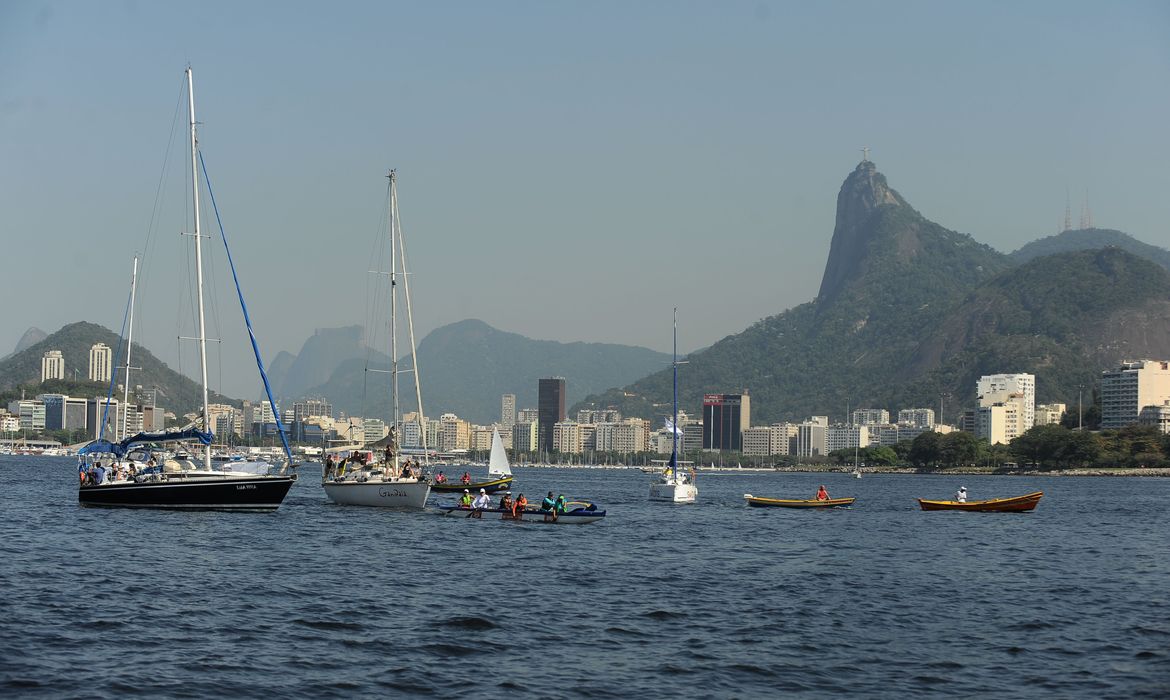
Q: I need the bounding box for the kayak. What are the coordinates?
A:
[431,476,513,494]
[437,502,606,524]
[917,491,1043,512]
[744,493,856,508]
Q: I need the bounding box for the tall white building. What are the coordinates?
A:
[1101,360,1170,429]
[41,350,65,382]
[795,416,829,458]
[500,394,516,427]
[977,373,1035,437]
[828,424,870,452]
[88,343,113,383]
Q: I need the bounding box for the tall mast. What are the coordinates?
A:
[187,67,212,471]
[121,255,139,440]
[671,307,678,478]
[396,175,428,467]
[388,170,400,471]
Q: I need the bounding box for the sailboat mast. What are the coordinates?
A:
[187,67,212,471]
[395,184,428,467]
[388,170,400,470]
[121,255,138,441]
[671,307,678,478]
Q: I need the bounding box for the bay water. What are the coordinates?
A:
[1,456,1167,697]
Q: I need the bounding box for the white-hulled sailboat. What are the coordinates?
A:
[77,67,297,510]
[322,170,430,509]
[649,309,697,503]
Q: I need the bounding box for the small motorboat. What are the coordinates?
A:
[743,494,856,509]
[917,491,1043,512]
[437,502,606,524]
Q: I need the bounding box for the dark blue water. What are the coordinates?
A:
[1,456,1167,698]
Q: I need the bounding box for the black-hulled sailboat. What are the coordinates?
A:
[77,67,296,511]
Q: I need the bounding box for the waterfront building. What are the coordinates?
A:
[1035,403,1066,426]
[742,426,772,456]
[41,350,65,382]
[517,408,539,424]
[828,424,870,452]
[976,401,1023,446]
[702,392,751,451]
[8,399,47,431]
[1101,360,1170,429]
[553,420,582,454]
[500,394,516,428]
[578,408,621,425]
[439,413,470,452]
[88,343,113,384]
[399,418,421,448]
[683,423,704,453]
[795,416,829,458]
[0,413,20,434]
[538,377,567,455]
[363,418,388,443]
[1138,401,1170,434]
[977,373,1035,431]
[851,409,889,426]
[84,397,118,440]
[897,408,935,428]
[512,420,538,454]
[40,394,87,432]
[597,418,647,454]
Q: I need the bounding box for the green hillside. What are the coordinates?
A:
[0,322,238,416]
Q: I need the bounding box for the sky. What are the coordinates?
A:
[2,1,1169,399]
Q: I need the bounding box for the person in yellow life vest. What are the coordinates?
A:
[459,489,473,508]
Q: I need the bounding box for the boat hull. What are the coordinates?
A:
[431,477,513,494]
[918,491,1043,512]
[744,494,856,509]
[437,504,605,524]
[323,479,431,509]
[78,474,295,511]
[649,480,697,503]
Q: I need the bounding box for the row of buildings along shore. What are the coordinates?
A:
[7,347,1170,454]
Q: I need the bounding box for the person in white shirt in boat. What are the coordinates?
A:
[470,488,491,518]
[955,486,968,502]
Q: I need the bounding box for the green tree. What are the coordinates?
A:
[938,431,980,467]
[908,431,941,468]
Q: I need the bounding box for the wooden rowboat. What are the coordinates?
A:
[917,491,1043,512]
[744,493,856,509]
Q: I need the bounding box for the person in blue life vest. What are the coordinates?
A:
[540,491,557,522]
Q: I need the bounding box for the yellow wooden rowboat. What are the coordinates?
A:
[917,491,1042,512]
[744,493,856,508]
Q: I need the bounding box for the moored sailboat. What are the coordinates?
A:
[322,170,430,509]
[649,309,697,503]
[77,67,296,511]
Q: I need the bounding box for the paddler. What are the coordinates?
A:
[540,491,556,522]
[513,493,528,520]
[459,489,473,508]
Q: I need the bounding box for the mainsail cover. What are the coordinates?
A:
[78,428,214,458]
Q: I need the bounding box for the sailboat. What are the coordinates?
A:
[431,427,514,494]
[649,309,697,503]
[322,170,431,509]
[77,67,297,511]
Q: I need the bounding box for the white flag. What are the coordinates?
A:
[664,418,682,436]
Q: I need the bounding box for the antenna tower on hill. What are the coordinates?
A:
[1063,188,1072,232]
[1079,190,1092,229]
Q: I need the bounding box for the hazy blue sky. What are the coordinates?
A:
[3,1,1169,398]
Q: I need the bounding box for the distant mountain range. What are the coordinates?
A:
[0,321,237,415]
[268,320,672,424]
[577,161,1170,424]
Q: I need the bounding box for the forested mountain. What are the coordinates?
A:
[0,322,236,415]
[1012,228,1170,271]
[577,162,1170,424]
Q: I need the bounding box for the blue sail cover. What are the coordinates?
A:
[78,428,213,458]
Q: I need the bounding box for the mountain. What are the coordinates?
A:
[269,326,379,399]
[1011,228,1170,271]
[10,327,48,358]
[576,161,1170,424]
[0,321,238,416]
[300,319,672,424]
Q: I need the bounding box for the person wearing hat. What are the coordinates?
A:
[459,489,473,508]
[498,490,514,518]
[955,486,968,503]
[469,488,491,518]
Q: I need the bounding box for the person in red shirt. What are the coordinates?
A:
[816,485,830,501]
[513,493,528,519]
